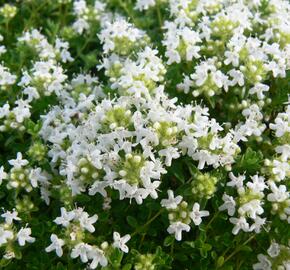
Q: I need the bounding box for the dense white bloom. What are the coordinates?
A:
[238,199,264,219]
[247,175,267,193]
[98,18,146,54]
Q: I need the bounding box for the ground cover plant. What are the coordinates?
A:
[0,0,289,269]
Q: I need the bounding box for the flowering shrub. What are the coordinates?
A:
[0,0,289,269]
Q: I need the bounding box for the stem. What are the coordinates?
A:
[118,0,138,26]
[156,1,163,29]
[223,234,255,265]
[131,209,163,237]
[170,240,175,255]
[205,211,219,231]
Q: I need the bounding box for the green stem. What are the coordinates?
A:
[118,0,138,26]
[156,1,163,29]
[170,240,175,255]
[223,234,255,265]
[205,211,219,231]
[131,209,164,237]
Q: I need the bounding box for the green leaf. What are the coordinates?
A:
[239,245,253,252]
[234,147,263,173]
[126,216,138,228]
[109,248,123,268]
[122,264,132,270]
[163,236,174,247]
[216,256,224,267]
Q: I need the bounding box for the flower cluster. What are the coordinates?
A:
[72,0,106,34]
[219,173,267,235]
[45,207,108,269]
[161,190,209,240]
[0,0,289,269]
[0,209,35,259]
[166,0,290,99]
[253,242,290,270]
[18,29,73,63]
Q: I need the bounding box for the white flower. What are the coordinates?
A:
[267,242,280,258]
[79,212,98,233]
[228,69,244,86]
[0,103,9,118]
[17,227,35,246]
[54,207,75,227]
[0,64,16,87]
[238,199,264,219]
[191,150,215,170]
[140,161,165,184]
[158,147,180,167]
[247,175,267,192]
[45,234,65,257]
[249,83,269,99]
[1,209,21,225]
[71,242,92,263]
[219,194,236,216]
[29,167,50,188]
[135,0,156,11]
[167,221,190,241]
[270,115,290,137]
[178,135,198,156]
[88,246,108,269]
[8,152,29,168]
[142,179,160,199]
[275,145,290,161]
[253,254,272,270]
[224,50,239,67]
[113,232,130,253]
[272,159,289,181]
[250,216,266,233]
[73,18,89,34]
[227,172,245,189]
[12,99,31,123]
[161,190,182,210]
[0,166,7,185]
[0,227,13,246]
[229,216,250,235]
[190,203,209,226]
[267,183,288,202]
